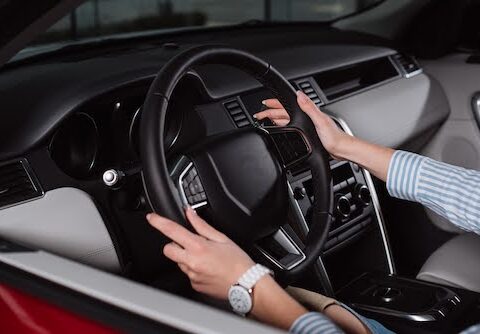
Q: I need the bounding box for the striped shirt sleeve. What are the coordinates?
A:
[460,324,480,334]
[290,312,343,334]
[387,150,480,235]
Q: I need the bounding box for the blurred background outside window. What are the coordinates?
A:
[33,0,382,45]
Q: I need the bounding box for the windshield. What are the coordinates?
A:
[26,0,382,48]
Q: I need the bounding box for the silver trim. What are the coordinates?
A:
[404,69,423,79]
[390,54,423,79]
[256,227,306,270]
[333,116,395,274]
[178,162,207,210]
[471,92,480,130]
[102,169,120,187]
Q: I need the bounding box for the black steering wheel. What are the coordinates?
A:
[140,45,333,280]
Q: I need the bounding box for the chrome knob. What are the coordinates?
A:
[103,169,122,187]
[336,195,351,218]
[356,184,371,206]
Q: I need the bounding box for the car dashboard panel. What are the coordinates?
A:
[0,26,451,283]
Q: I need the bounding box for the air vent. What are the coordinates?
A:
[0,160,43,209]
[295,79,323,107]
[314,57,399,101]
[224,99,251,128]
[392,53,422,78]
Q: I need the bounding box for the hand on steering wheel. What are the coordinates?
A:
[140,46,333,281]
[147,207,255,300]
[255,91,351,160]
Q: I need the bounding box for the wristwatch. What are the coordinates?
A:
[228,264,273,316]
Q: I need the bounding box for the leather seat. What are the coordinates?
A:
[417,233,480,293]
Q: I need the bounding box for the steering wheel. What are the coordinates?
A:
[140,45,333,280]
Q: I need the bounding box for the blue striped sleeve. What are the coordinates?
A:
[290,312,343,334]
[387,150,480,235]
[386,150,426,202]
[460,323,480,334]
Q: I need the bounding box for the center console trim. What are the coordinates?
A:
[332,116,395,274]
[301,116,395,296]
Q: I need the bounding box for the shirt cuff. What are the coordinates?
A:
[386,150,427,202]
[290,312,342,334]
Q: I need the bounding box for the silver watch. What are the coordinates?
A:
[228,264,273,316]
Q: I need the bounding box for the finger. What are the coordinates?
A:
[254,109,290,121]
[185,207,228,242]
[262,98,283,109]
[163,242,188,264]
[273,119,289,126]
[147,213,198,248]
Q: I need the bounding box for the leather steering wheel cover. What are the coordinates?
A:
[140,45,332,276]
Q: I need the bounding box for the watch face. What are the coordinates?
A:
[228,285,252,315]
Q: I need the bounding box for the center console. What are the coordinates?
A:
[288,118,394,295]
[288,118,480,333]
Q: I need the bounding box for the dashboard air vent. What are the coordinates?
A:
[392,53,422,78]
[314,57,399,101]
[0,160,43,209]
[295,79,323,107]
[224,99,251,128]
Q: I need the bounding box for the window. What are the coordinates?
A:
[32,0,383,46]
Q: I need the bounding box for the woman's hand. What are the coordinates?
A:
[147,207,255,300]
[255,90,394,180]
[147,208,309,330]
[254,91,352,160]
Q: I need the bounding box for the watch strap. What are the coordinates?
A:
[237,264,273,290]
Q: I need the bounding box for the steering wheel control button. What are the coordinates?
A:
[180,165,207,208]
[270,130,311,167]
[103,169,123,187]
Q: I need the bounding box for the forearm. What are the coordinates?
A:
[252,278,369,334]
[250,276,307,329]
[334,134,394,181]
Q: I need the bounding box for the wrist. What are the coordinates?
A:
[331,133,358,161]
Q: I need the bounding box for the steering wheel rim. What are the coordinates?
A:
[140,45,333,279]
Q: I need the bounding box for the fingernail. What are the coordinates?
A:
[296,90,307,104]
[146,213,152,220]
[261,100,267,106]
[184,205,196,214]
[252,114,258,119]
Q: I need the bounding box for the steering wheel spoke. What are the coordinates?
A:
[256,226,306,270]
[262,126,312,169]
[169,156,208,209]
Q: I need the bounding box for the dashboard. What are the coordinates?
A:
[0,25,451,281]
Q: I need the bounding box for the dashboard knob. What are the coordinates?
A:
[356,184,371,206]
[293,186,307,200]
[335,195,351,218]
[103,169,123,187]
